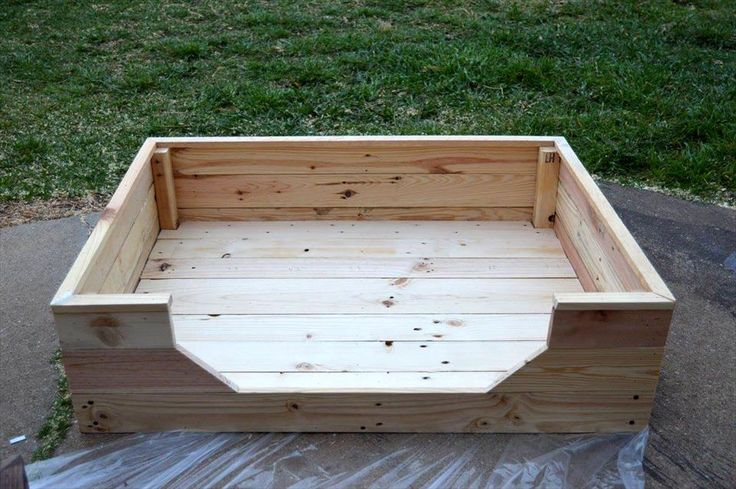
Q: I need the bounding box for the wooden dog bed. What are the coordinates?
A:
[51,136,674,433]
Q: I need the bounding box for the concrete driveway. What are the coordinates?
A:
[1,183,734,488]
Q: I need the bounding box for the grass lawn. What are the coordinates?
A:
[1,0,734,205]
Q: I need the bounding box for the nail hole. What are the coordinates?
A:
[88,400,94,405]
[304,248,310,252]
[422,376,430,380]
[413,327,421,331]
[376,422,383,426]
[375,403,382,407]
[92,421,98,426]
[441,361,450,364]
[360,426,366,430]
[633,395,639,400]
[629,420,635,425]
[385,341,393,347]
[420,345,427,348]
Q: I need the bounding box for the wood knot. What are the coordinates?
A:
[382,300,395,308]
[158,262,171,272]
[339,189,357,199]
[296,362,314,371]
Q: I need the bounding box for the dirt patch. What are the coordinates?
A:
[0,195,105,228]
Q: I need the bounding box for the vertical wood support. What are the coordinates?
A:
[533,147,561,228]
[151,148,179,230]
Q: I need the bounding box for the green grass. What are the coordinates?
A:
[1,0,734,204]
[32,350,73,461]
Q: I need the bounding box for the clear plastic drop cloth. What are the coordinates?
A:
[26,429,648,489]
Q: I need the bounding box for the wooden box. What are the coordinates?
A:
[51,137,674,433]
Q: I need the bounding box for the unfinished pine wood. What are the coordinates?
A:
[549,308,672,348]
[99,185,159,293]
[63,348,235,393]
[178,340,546,373]
[149,235,566,260]
[162,219,537,238]
[52,293,172,314]
[151,147,179,230]
[53,139,157,298]
[172,314,550,342]
[532,147,561,228]
[143,257,576,279]
[553,292,675,311]
[178,207,533,221]
[165,137,548,175]
[555,138,674,300]
[557,170,645,291]
[56,310,173,350]
[175,174,536,208]
[137,278,583,314]
[554,218,597,291]
[222,347,663,393]
[74,390,652,433]
[53,136,675,433]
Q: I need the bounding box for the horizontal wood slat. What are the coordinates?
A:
[171,314,550,342]
[175,174,536,208]
[169,140,542,176]
[149,237,565,260]
[143,257,577,279]
[178,207,533,221]
[178,340,547,373]
[56,311,173,350]
[136,278,584,314]
[63,348,235,393]
[74,390,652,433]
[161,220,537,238]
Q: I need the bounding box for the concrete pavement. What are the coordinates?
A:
[1,183,734,487]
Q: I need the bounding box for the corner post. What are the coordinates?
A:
[151,147,179,230]
[533,147,561,228]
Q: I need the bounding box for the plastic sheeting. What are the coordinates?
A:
[27,429,648,488]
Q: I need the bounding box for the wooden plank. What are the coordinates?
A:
[500,349,662,392]
[64,345,661,394]
[555,138,674,300]
[163,137,550,175]
[532,147,561,228]
[73,390,651,433]
[556,181,644,291]
[177,340,546,373]
[549,308,672,348]
[223,371,506,393]
[136,278,584,314]
[143,257,577,279]
[553,292,675,310]
[554,218,597,291]
[172,314,550,342]
[99,185,159,293]
[151,147,178,230]
[161,219,537,238]
[178,207,533,221]
[174,174,536,208]
[56,310,174,350]
[148,235,566,259]
[53,138,157,299]
[63,348,235,393]
[52,293,171,314]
